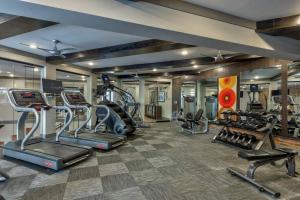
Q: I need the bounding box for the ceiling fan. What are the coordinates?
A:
[20,40,76,58]
[199,50,259,65]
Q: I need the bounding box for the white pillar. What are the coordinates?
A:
[41,64,56,138]
[268,81,278,110]
[87,74,98,128]
[139,79,145,117]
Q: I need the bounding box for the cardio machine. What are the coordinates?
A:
[0,125,9,182]
[58,90,125,150]
[227,113,298,198]
[177,108,209,134]
[2,89,92,170]
[95,75,136,135]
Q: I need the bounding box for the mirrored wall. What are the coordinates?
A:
[0,59,42,144]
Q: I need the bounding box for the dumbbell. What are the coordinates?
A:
[232,132,242,144]
[243,135,257,149]
[227,131,237,143]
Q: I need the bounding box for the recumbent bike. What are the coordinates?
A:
[177,108,208,134]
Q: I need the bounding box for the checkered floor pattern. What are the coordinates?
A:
[1,123,300,200]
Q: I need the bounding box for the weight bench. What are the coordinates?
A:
[227,114,298,198]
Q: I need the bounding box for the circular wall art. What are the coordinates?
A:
[218,88,236,108]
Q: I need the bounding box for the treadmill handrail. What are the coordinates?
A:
[94,105,110,133]
[7,89,41,150]
[53,105,74,141]
[75,105,92,136]
[61,90,110,136]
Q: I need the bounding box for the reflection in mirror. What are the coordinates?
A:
[0,59,42,144]
[181,81,196,117]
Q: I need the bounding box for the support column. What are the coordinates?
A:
[281,64,288,136]
[268,81,278,110]
[41,64,56,138]
[87,74,98,128]
[172,78,181,113]
[139,79,145,117]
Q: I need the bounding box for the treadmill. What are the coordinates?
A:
[58,90,125,150]
[2,89,92,171]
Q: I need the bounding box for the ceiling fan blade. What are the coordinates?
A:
[36,47,53,53]
[19,43,30,47]
[60,48,76,52]
[59,54,66,59]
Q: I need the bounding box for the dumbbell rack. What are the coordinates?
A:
[212,123,264,150]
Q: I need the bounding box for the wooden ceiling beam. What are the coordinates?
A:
[0,13,57,40]
[256,15,300,40]
[46,39,194,65]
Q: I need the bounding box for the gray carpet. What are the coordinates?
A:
[0,122,300,200]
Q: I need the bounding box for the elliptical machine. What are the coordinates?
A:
[95,75,136,135]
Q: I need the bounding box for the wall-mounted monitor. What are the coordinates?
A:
[42,79,63,94]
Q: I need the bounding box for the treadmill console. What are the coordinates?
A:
[65,92,88,105]
[12,91,46,107]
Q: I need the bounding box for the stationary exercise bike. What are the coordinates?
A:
[177,108,209,134]
[227,113,298,198]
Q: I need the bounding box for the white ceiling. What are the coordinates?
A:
[185,0,300,21]
[76,46,234,69]
[0,24,148,57]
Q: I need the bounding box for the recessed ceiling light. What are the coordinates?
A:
[6,71,11,74]
[66,75,70,78]
[191,61,196,65]
[217,68,223,72]
[34,67,39,72]
[81,75,85,78]
[88,62,94,66]
[184,75,188,79]
[193,65,199,69]
[254,76,259,79]
[250,79,254,82]
[108,71,114,74]
[153,68,157,72]
[9,74,14,77]
[29,44,37,49]
[181,50,188,56]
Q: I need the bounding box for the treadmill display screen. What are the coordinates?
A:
[65,93,87,105]
[12,91,46,107]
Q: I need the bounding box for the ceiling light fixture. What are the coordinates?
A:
[254,76,259,79]
[153,68,157,72]
[81,75,85,78]
[184,75,188,79]
[6,71,11,74]
[66,75,70,78]
[34,67,39,72]
[250,79,254,82]
[29,44,37,49]
[181,50,188,56]
[88,62,94,66]
[9,74,14,77]
[193,65,199,69]
[217,68,223,72]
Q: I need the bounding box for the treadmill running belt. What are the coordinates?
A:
[26,142,90,162]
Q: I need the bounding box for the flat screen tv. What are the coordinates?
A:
[42,79,63,94]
